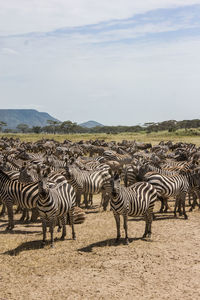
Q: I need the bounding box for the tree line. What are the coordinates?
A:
[1,119,200,134]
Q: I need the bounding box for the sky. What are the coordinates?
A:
[1,0,200,126]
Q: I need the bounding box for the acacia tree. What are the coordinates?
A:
[32,126,42,134]
[0,121,7,132]
[46,120,61,134]
[16,123,29,133]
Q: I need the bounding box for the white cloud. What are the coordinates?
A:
[1,0,200,35]
[1,47,19,55]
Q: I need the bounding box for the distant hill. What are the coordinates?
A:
[0,109,60,129]
[79,120,104,128]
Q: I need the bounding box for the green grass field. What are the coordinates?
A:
[1,129,200,145]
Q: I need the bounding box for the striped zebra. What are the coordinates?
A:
[0,169,19,217]
[37,168,76,247]
[121,164,138,187]
[64,165,111,208]
[0,168,69,230]
[104,175,157,244]
[103,150,132,165]
[144,170,200,219]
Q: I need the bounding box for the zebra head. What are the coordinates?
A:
[112,173,121,197]
[102,173,120,197]
[37,166,50,199]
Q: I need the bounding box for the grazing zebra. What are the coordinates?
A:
[144,170,200,219]
[104,175,157,244]
[64,165,111,208]
[37,168,76,247]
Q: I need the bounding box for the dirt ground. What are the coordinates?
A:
[0,197,200,300]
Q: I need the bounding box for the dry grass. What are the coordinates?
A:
[1,131,200,145]
[0,196,200,300]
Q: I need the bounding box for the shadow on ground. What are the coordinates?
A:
[2,236,74,256]
[77,236,151,253]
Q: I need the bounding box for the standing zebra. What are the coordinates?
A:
[37,168,76,247]
[144,170,200,219]
[104,175,157,244]
[64,165,111,208]
[0,168,71,230]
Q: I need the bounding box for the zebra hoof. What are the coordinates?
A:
[125,238,129,245]
[184,215,188,220]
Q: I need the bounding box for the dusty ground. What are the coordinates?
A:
[0,197,200,300]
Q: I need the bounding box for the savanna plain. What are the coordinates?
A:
[0,132,200,300]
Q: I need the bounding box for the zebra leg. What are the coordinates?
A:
[89,193,93,207]
[123,214,129,245]
[60,216,66,240]
[19,208,26,222]
[174,197,179,217]
[113,212,120,243]
[0,203,6,217]
[143,214,149,238]
[30,208,39,222]
[6,202,14,230]
[84,193,88,209]
[76,193,81,207]
[159,197,164,213]
[69,209,76,240]
[41,219,47,247]
[181,193,188,220]
[49,222,55,248]
[57,217,62,232]
[190,192,197,212]
[163,198,169,213]
[143,211,153,239]
[25,209,30,222]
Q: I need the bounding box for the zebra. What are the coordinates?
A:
[37,168,76,247]
[102,150,132,166]
[0,167,70,230]
[104,174,157,244]
[17,162,39,222]
[121,164,138,187]
[143,170,200,219]
[0,169,19,217]
[64,165,111,208]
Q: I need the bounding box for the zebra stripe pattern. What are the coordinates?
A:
[104,175,157,244]
[144,170,200,219]
[37,169,76,247]
[64,165,111,207]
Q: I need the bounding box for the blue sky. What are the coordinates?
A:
[1,0,200,126]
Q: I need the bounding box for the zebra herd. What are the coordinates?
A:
[0,137,200,247]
